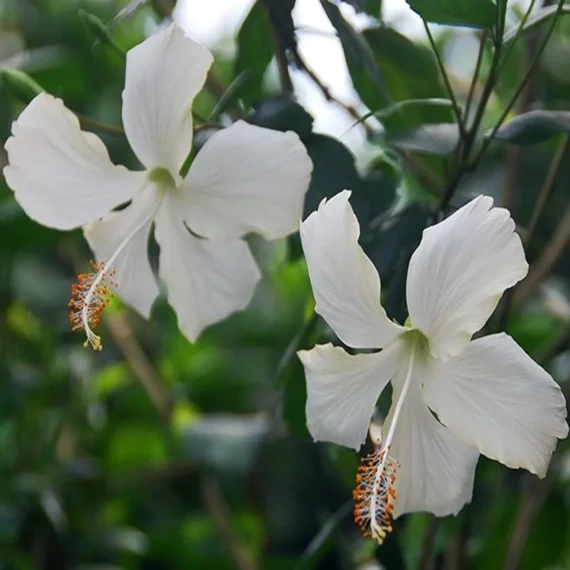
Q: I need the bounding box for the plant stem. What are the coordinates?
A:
[437,19,505,214]
[422,19,466,139]
[474,0,565,165]
[499,0,538,72]
[464,31,487,125]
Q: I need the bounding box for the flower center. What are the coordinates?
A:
[148,167,178,192]
[353,335,420,543]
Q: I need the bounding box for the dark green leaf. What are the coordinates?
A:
[347,28,452,129]
[249,95,314,139]
[387,123,461,154]
[208,69,251,120]
[406,0,497,29]
[491,110,570,145]
[320,0,390,104]
[234,0,273,107]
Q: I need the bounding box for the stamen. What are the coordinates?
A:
[68,260,116,351]
[353,447,398,544]
[352,342,418,543]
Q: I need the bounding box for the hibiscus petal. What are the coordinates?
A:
[84,186,161,319]
[154,197,261,342]
[122,23,213,174]
[3,93,145,230]
[406,195,528,361]
[298,342,402,451]
[181,121,312,240]
[387,360,479,518]
[300,191,404,349]
[423,333,568,478]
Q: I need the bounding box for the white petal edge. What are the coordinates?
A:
[406,195,528,361]
[122,23,213,174]
[180,121,312,240]
[84,186,161,319]
[387,349,479,518]
[154,196,261,342]
[4,93,146,230]
[298,341,402,451]
[423,333,568,478]
[300,191,404,349]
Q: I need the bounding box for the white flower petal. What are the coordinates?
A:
[3,93,145,230]
[298,342,402,451]
[406,195,528,361]
[83,186,161,319]
[122,23,213,173]
[423,333,568,478]
[300,191,404,349]
[388,351,479,518]
[154,197,261,342]
[181,121,312,240]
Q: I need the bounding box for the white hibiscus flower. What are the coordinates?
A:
[3,23,312,350]
[298,190,568,542]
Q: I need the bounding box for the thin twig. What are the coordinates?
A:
[295,52,375,137]
[75,112,125,137]
[499,0,539,73]
[200,475,258,570]
[418,516,439,570]
[502,474,553,570]
[525,135,570,244]
[423,19,466,139]
[105,313,173,424]
[464,31,487,125]
[513,201,570,306]
[269,19,293,93]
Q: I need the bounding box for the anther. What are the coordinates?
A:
[68,260,116,351]
[352,447,399,544]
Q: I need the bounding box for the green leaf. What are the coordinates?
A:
[491,110,570,145]
[386,123,461,155]
[320,0,390,104]
[249,95,314,139]
[406,0,498,29]
[503,4,570,44]
[346,28,453,128]
[234,0,273,107]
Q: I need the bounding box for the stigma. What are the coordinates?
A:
[68,260,116,351]
[353,447,398,544]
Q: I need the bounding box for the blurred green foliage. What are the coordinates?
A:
[0,0,569,569]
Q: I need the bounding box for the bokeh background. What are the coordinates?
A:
[1,0,570,568]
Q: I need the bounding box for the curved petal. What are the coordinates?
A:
[154,196,261,342]
[123,23,213,173]
[300,191,404,349]
[3,93,145,230]
[83,186,161,319]
[298,342,402,451]
[387,351,479,518]
[423,333,568,478]
[406,195,528,361]
[180,121,312,240]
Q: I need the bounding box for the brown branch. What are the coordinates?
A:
[502,475,552,570]
[200,475,258,570]
[513,201,570,306]
[294,52,375,137]
[105,313,173,424]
